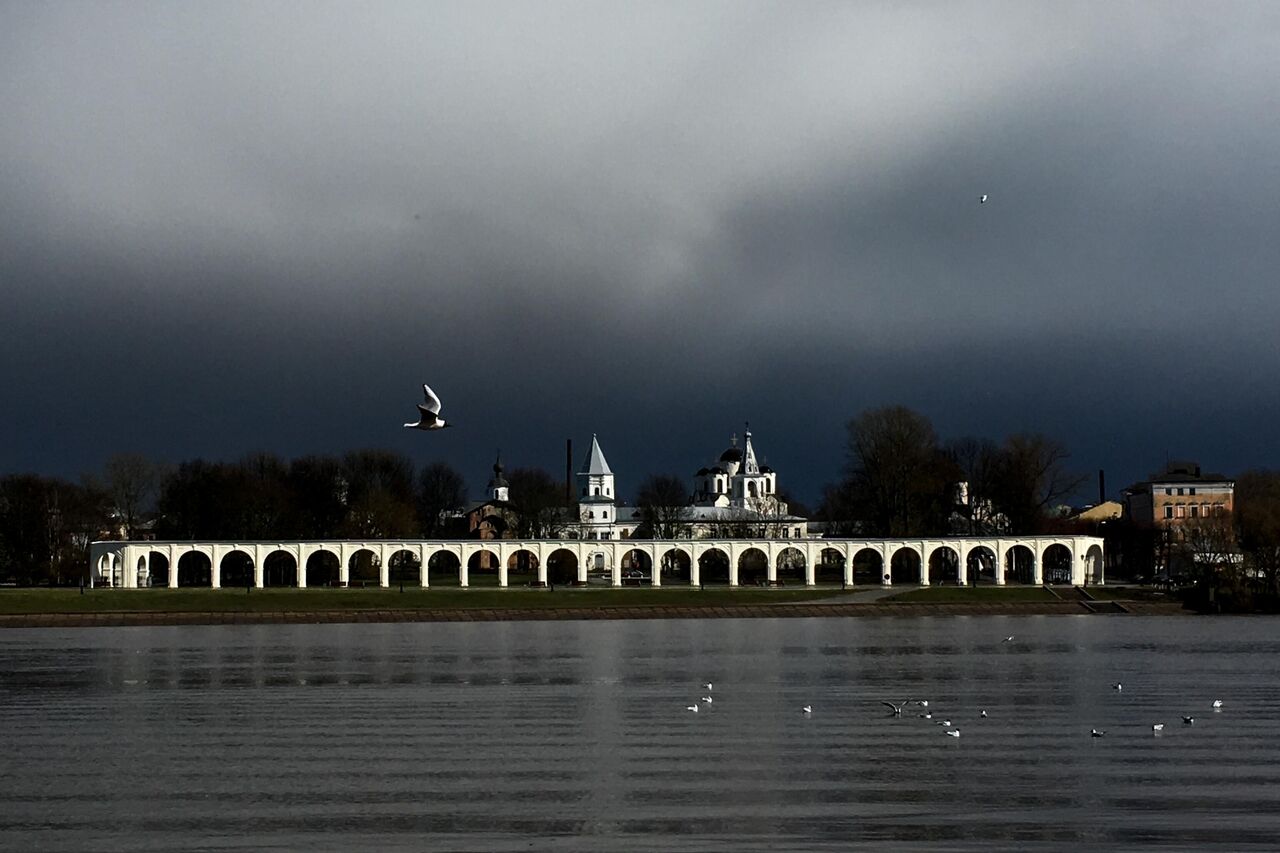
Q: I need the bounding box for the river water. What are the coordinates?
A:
[2,615,1279,852]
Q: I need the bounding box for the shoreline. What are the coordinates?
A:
[0,599,1187,628]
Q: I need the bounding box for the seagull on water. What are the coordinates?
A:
[1183,716,1194,725]
[979,194,989,204]
[1002,636,1014,642]
[686,705,699,713]
[1152,723,1165,732]
[701,696,713,704]
[404,383,452,430]
[702,682,713,691]
[881,700,911,716]
[935,719,953,727]
[946,729,960,738]
[1112,683,1123,691]
[802,705,813,714]
[1091,729,1105,737]
[980,710,988,718]
[919,712,933,719]
[1212,699,1223,709]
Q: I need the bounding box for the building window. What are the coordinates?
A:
[1175,504,1185,518]
[1189,487,1196,496]
[1164,506,1174,519]
[1165,488,1173,496]
[594,487,599,496]
[1190,504,1199,518]
[1176,487,1184,496]
[588,511,595,519]
[1202,503,1209,516]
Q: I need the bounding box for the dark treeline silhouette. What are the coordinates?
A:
[0,451,471,585]
[816,405,1087,537]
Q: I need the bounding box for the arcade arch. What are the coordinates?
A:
[263,550,298,587]
[306,550,340,587]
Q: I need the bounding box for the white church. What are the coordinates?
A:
[571,428,809,541]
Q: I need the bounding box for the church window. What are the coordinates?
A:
[589,511,595,519]
[594,487,600,496]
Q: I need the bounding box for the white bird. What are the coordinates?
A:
[702,682,713,691]
[1183,716,1194,725]
[404,383,452,430]
[409,381,455,427]
[917,700,929,707]
[935,720,952,727]
[1002,636,1014,642]
[701,696,713,704]
[802,705,812,714]
[980,710,988,718]
[881,700,911,715]
[1152,723,1165,732]
[1091,729,1105,737]
[919,712,933,719]
[686,705,699,713]
[1212,699,1223,709]
[945,729,960,738]
[1112,683,1123,691]
[979,194,989,204]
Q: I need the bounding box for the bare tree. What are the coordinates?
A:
[418,462,467,537]
[945,437,1006,534]
[1236,469,1280,595]
[100,453,163,539]
[989,433,1087,534]
[507,467,569,539]
[844,406,954,536]
[635,474,692,539]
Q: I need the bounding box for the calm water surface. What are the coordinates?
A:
[3,615,1280,852]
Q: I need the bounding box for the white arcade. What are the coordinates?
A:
[90,536,1105,589]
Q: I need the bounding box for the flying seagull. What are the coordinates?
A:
[802,705,813,714]
[404,383,452,430]
[1212,699,1223,709]
[979,194,988,203]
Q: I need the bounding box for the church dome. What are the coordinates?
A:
[719,447,743,463]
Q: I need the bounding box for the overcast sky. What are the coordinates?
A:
[3,1,1279,505]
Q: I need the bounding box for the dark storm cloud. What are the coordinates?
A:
[3,1,1279,501]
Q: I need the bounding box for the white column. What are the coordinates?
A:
[498,546,509,587]
[611,547,621,587]
[766,552,777,585]
[690,548,701,586]
[996,545,1008,585]
[419,545,430,588]
[576,544,588,584]
[211,547,222,589]
[805,551,816,586]
[1032,550,1043,585]
[728,545,740,587]
[338,547,350,587]
[537,546,548,586]
[881,544,892,586]
[379,545,390,588]
[957,546,968,586]
[459,549,470,587]
[919,545,930,587]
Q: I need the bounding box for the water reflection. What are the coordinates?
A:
[2,616,1280,851]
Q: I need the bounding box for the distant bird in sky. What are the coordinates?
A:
[1212,699,1223,709]
[1091,729,1105,737]
[1152,723,1165,732]
[404,383,452,431]
[980,194,989,204]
